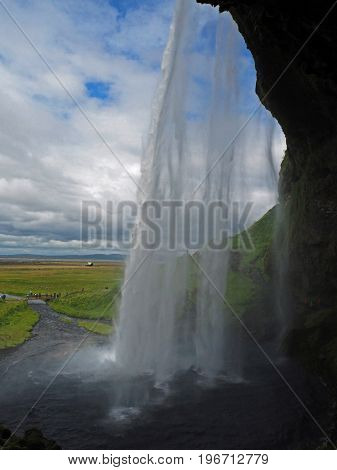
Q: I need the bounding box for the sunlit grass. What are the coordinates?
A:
[77,319,113,336]
[0,262,123,297]
[0,301,39,349]
[50,286,120,321]
[0,262,124,321]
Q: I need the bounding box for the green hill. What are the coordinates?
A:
[226,206,278,339]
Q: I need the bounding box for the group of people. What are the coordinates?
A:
[26,292,61,299]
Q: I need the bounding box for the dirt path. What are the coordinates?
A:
[0,292,23,301]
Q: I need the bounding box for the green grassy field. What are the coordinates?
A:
[0,261,123,321]
[0,261,124,342]
[0,301,39,349]
[0,261,123,297]
[50,286,119,321]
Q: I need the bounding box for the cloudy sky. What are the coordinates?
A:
[0,0,177,254]
[0,0,284,255]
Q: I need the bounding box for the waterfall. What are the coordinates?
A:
[114,0,282,385]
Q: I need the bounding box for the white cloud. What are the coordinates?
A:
[0,0,174,252]
[0,0,285,254]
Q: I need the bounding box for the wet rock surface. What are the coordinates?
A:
[197,0,337,393]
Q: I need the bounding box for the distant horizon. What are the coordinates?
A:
[0,252,127,259]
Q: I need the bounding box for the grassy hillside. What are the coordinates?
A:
[225,270,256,315]
[225,206,277,336]
[0,301,39,349]
[231,206,276,276]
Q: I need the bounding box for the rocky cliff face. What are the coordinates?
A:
[198,1,337,322]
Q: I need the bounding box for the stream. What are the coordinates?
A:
[0,304,331,449]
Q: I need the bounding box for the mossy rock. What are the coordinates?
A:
[285,308,337,386]
[0,426,60,450]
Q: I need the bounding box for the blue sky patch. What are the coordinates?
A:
[85,81,111,100]
[108,0,157,16]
